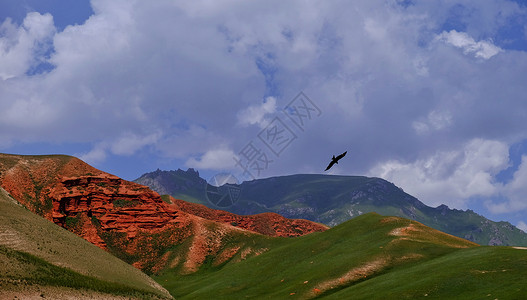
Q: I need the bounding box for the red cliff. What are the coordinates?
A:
[0,153,328,274]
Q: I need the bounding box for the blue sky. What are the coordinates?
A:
[1,0,527,231]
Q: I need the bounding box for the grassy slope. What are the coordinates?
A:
[0,187,172,299]
[155,213,512,299]
[327,246,527,299]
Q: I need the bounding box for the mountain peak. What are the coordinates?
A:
[185,168,199,177]
[135,171,527,246]
[140,168,201,179]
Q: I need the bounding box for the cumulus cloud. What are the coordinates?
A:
[237,96,277,128]
[156,125,231,161]
[369,139,509,208]
[0,95,59,129]
[0,12,55,80]
[79,142,107,165]
[486,155,527,214]
[1,0,527,200]
[110,132,160,156]
[517,221,527,233]
[186,147,237,170]
[78,132,161,165]
[436,30,502,59]
[0,0,265,154]
[413,110,453,135]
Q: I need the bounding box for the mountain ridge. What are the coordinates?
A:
[135,169,527,246]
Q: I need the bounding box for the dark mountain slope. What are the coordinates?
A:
[136,171,527,246]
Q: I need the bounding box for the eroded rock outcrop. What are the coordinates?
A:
[0,153,328,274]
[171,198,328,237]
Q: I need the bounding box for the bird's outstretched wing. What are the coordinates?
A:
[325,151,348,171]
[325,160,335,171]
[336,151,347,161]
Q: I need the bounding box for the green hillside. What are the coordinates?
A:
[0,187,172,299]
[136,171,527,246]
[151,213,526,299]
[237,175,527,246]
[325,246,527,299]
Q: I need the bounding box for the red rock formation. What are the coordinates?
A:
[171,198,328,237]
[0,153,328,274]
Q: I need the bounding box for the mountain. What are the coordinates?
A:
[136,168,207,204]
[0,153,326,275]
[0,186,172,299]
[155,213,527,299]
[2,154,526,299]
[135,170,527,246]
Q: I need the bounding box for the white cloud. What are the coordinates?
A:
[0,96,59,129]
[186,147,237,170]
[369,139,509,208]
[79,143,107,165]
[436,30,502,59]
[0,12,55,80]
[517,221,527,233]
[413,110,453,135]
[237,96,277,128]
[0,1,527,206]
[156,125,229,160]
[78,132,161,164]
[486,155,527,214]
[428,110,452,130]
[412,121,429,135]
[364,18,388,41]
[110,132,160,156]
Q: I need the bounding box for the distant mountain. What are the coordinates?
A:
[0,187,171,299]
[0,154,326,275]
[135,168,206,203]
[135,170,527,246]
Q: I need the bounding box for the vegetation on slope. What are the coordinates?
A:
[154,213,487,299]
[325,246,527,299]
[0,245,162,298]
[0,187,172,299]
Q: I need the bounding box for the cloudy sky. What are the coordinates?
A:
[1,0,527,230]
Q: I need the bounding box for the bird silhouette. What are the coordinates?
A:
[325,151,347,171]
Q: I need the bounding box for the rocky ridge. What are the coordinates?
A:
[0,154,327,274]
[170,198,327,237]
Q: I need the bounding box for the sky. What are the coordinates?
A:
[1,0,527,231]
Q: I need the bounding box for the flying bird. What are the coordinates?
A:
[325,151,347,171]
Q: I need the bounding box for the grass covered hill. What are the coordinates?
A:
[154,213,527,299]
[136,171,527,246]
[0,187,172,299]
